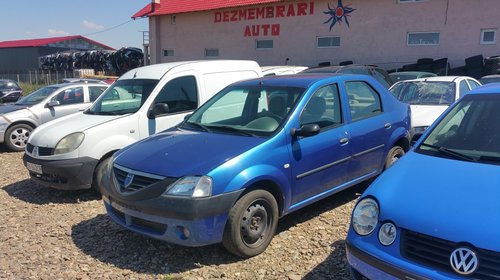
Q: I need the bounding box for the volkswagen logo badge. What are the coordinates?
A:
[123,173,135,189]
[450,247,478,275]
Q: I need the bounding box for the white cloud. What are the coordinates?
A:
[48,29,70,36]
[82,20,105,30]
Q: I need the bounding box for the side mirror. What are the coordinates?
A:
[410,133,422,146]
[147,103,170,119]
[291,124,320,138]
[46,100,60,107]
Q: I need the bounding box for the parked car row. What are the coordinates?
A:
[10,59,498,276]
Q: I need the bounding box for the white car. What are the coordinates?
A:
[389,76,481,138]
[0,83,109,151]
[261,66,308,76]
[23,60,262,191]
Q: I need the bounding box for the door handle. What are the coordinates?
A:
[339,137,349,144]
[384,123,392,129]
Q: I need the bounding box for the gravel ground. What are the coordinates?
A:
[0,148,366,280]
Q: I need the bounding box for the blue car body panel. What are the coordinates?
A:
[347,84,500,279]
[104,74,411,247]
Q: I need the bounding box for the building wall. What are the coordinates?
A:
[149,0,499,69]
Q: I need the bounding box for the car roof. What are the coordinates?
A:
[229,73,371,88]
[468,83,500,94]
[402,76,469,83]
[480,74,500,79]
[303,64,382,73]
[389,71,436,76]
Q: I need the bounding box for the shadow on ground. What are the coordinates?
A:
[2,179,100,204]
[71,183,368,275]
[303,240,351,280]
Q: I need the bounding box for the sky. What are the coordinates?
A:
[0,0,151,50]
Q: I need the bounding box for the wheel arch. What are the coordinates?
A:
[237,180,285,217]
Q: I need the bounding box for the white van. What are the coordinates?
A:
[23,60,262,191]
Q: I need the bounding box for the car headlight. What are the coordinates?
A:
[378,222,397,246]
[54,132,85,155]
[352,197,379,236]
[164,176,212,197]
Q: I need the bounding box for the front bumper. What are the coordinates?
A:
[23,153,98,190]
[100,165,244,246]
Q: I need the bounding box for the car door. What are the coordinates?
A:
[288,84,350,205]
[40,86,89,123]
[343,80,389,181]
[139,74,200,136]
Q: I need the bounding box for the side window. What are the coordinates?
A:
[89,86,108,102]
[467,79,480,90]
[459,80,470,97]
[52,86,84,105]
[154,76,198,114]
[300,84,341,129]
[345,81,382,121]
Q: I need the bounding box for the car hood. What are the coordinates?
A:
[29,112,125,147]
[410,105,448,128]
[0,103,26,114]
[365,151,500,251]
[114,127,266,178]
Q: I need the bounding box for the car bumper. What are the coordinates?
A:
[346,229,466,280]
[100,167,244,246]
[23,153,98,190]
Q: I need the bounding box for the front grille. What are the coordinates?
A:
[113,165,169,193]
[26,143,34,153]
[401,229,500,279]
[38,147,54,156]
[26,143,54,156]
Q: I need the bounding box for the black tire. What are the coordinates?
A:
[417,58,434,65]
[92,157,111,193]
[484,55,500,64]
[5,123,33,152]
[339,60,354,66]
[465,55,484,68]
[385,146,405,169]
[402,63,418,71]
[222,189,278,258]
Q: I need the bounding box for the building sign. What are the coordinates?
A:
[214,2,315,37]
[324,0,355,31]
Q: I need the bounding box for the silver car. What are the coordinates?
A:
[0,83,109,151]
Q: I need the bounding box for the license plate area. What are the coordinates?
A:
[26,162,42,174]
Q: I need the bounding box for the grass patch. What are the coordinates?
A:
[20,83,44,96]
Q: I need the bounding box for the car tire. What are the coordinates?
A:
[92,157,111,193]
[5,123,33,152]
[385,146,405,169]
[222,189,278,258]
[465,55,484,69]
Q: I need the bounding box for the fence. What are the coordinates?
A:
[0,69,107,85]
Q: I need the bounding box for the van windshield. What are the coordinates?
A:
[86,79,158,115]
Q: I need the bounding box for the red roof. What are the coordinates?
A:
[0,35,115,50]
[132,0,282,18]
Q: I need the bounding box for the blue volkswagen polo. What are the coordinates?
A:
[346,84,500,279]
[99,74,411,257]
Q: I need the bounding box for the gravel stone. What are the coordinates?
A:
[0,149,365,279]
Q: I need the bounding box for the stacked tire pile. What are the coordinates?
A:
[39,47,144,76]
[484,55,500,75]
[397,57,450,75]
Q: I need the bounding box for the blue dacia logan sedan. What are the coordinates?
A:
[346,83,500,279]
[100,74,411,257]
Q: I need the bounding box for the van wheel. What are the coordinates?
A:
[92,157,111,193]
[5,123,33,152]
[385,146,405,169]
[222,189,278,258]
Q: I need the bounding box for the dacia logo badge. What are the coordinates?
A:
[123,173,135,189]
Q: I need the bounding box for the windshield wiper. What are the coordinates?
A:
[478,155,500,164]
[207,125,256,137]
[184,121,211,133]
[420,143,476,162]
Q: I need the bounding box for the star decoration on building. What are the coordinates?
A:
[324,0,356,31]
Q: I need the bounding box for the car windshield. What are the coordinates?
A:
[182,85,305,136]
[417,94,500,165]
[390,81,455,105]
[0,80,18,89]
[86,79,158,116]
[15,86,59,106]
